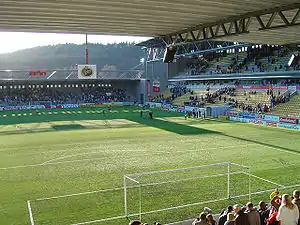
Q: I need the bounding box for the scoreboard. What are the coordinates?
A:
[29,70,47,76]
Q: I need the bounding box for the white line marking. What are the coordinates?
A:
[70,183,300,225]
[242,172,285,187]
[72,197,229,225]
[36,172,243,201]
[71,215,126,225]
[0,145,253,170]
[261,145,300,156]
[231,183,300,199]
[36,187,123,201]
[27,200,35,225]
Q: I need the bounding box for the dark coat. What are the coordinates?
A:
[235,211,250,225]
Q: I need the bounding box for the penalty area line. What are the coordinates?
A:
[242,172,285,187]
[27,200,35,225]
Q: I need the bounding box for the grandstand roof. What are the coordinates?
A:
[0,0,299,45]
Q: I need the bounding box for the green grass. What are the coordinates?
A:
[0,107,299,225]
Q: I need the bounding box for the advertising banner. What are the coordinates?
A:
[279,116,297,124]
[153,81,160,93]
[266,122,278,127]
[235,85,288,90]
[227,111,242,117]
[288,86,297,92]
[177,106,185,113]
[261,114,280,123]
[61,104,79,109]
[242,113,257,119]
[78,65,97,79]
[229,117,250,123]
[249,119,264,125]
[184,106,198,112]
[169,105,178,112]
[277,123,300,130]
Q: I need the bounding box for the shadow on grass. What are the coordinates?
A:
[0,124,144,136]
[0,108,220,136]
[220,133,300,155]
[129,118,219,135]
[52,124,86,131]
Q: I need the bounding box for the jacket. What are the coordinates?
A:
[246,209,261,225]
[235,211,250,225]
[292,198,300,225]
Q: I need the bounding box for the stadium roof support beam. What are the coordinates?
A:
[162,3,300,46]
[257,9,300,31]
[145,41,252,63]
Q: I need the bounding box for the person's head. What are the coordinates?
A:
[293,190,300,200]
[226,205,233,213]
[259,201,267,210]
[207,214,214,222]
[241,206,247,213]
[130,221,142,225]
[227,213,235,221]
[199,212,207,220]
[247,202,254,210]
[282,194,295,210]
[274,188,279,194]
[233,204,240,214]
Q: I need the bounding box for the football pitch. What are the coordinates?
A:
[0,107,299,225]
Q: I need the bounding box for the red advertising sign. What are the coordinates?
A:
[279,116,297,124]
[29,70,47,77]
[266,122,277,127]
[153,81,160,93]
[147,80,151,99]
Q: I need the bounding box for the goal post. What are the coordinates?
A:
[124,162,251,223]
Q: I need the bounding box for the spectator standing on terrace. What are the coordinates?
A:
[292,190,300,225]
[246,202,260,225]
[130,221,142,225]
[193,212,210,225]
[207,214,217,225]
[258,201,269,225]
[225,213,236,225]
[234,204,250,225]
[276,194,299,225]
[270,188,280,200]
[219,206,234,225]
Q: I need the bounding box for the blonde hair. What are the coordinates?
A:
[227,213,235,221]
[282,194,295,210]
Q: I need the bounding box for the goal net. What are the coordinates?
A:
[124,162,251,224]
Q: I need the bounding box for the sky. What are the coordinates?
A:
[0,32,151,54]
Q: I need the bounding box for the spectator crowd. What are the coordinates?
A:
[181,45,300,76]
[0,85,130,106]
[129,189,300,225]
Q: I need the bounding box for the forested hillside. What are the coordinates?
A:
[0,43,144,70]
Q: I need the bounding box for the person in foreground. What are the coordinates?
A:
[224,213,235,225]
[130,221,142,225]
[276,194,299,225]
[292,190,300,225]
[129,221,151,225]
[193,212,209,225]
[246,202,260,225]
[234,204,250,225]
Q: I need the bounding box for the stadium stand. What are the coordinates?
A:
[270,94,300,118]
[0,84,129,106]
[178,45,299,77]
